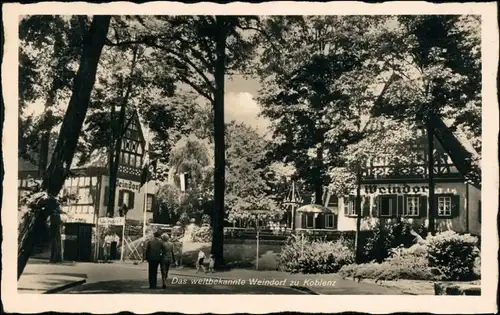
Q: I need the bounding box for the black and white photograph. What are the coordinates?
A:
[2,2,498,314]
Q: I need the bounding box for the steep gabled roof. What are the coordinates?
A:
[429,113,481,189]
[19,106,148,175]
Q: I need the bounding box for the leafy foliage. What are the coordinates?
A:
[338,244,437,281]
[225,122,284,225]
[426,231,480,281]
[155,137,213,223]
[362,220,428,263]
[257,16,386,201]
[278,234,354,274]
[373,15,481,151]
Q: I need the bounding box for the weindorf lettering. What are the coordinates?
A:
[117,179,140,192]
[364,184,429,195]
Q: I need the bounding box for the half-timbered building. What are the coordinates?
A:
[295,121,481,236]
[18,109,158,260]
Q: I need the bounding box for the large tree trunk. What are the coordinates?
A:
[18,16,111,279]
[313,145,324,205]
[354,163,362,263]
[211,16,227,269]
[106,47,137,217]
[427,122,436,235]
[38,106,64,264]
[49,214,62,262]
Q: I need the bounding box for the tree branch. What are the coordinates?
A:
[161,33,214,72]
[178,74,214,103]
[106,38,215,96]
[237,24,281,53]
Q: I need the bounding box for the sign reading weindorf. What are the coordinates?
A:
[117,178,141,192]
[362,184,458,195]
[98,217,125,226]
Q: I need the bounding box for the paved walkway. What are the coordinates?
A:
[19,259,406,295]
[19,259,87,294]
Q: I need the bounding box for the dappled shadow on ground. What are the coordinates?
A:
[23,272,87,278]
[63,279,304,295]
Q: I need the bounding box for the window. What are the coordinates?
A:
[146,194,154,212]
[325,214,335,228]
[437,196,452,216]
[327,196,339,208]
[343,196,356,216]
[118,189,135,209]
[305,213,314,228]
[404,196,420,217]
[62,176,95,206]
[379,195,397,217]
[123,191,131,207]
[78,187,92,204]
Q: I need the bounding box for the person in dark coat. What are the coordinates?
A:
[143,231,167,289]
[160,233,176,288]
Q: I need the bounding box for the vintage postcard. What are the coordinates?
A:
[2,1,498,314]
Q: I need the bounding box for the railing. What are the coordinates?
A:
[363,164,461,180]
[222,227,356,241]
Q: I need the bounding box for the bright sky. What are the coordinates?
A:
[24,74,270,135]
[225,75,270,135]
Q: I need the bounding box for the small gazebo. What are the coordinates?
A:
[296,204,338,230]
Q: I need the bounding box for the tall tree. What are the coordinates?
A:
[225,122,283,226]
[156,137,213,224]
[106,15,261,268]
[256,16,381,204]
[18,15,111,278]
[371,15,481,233]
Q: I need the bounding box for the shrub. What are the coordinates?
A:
[362,220,428,263]
[191,225,212,243]
[383,245,436,281]
[339,244,437,281]
[278,235,354,274]
[427,231,480,281]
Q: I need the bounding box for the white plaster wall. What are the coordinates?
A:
[336,182,481,234]
[98,176,155,222]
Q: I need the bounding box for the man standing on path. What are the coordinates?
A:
[143,231,166,289]
[103,234,113,263]
[160,233,176,288]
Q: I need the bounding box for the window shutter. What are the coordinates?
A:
[151,195,156,212]
[433,195,439,217]
[343,197,349,215]
[350,195,356,216]
[451,195,460,217]
[129,191,135,209]
[419,196,428,218]
[103,186,109,206]
[478,201,481,223]
[397,195,404,217]
[333,214,338,229]
[362,196,370,217]
[316,214,324,229]
[372,196,379,217]
[118,190,124,206]
[301,213,306,228]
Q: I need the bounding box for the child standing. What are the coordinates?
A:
[196,250,207,273]
[208,254,215,273]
